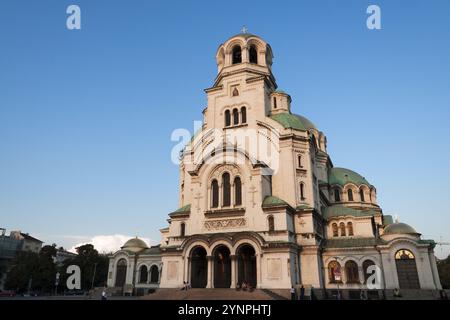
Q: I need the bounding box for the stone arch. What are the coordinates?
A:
[212,244,232,288]
[235,243,257,288]
[115,258,128,287]
[189,245,208,288]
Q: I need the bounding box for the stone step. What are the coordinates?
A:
[142,288,274,300]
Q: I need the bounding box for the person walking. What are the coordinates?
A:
[300,285,305,300]
[101,288,107,300]
[290,286,296,300]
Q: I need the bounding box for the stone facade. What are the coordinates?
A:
[108,32,441,296]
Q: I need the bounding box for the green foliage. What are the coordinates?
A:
[437,255,450,289]
[58,244,109,291]
[5,243,109,294]
[5,250,56,293]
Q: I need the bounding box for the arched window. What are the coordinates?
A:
[225,110,231,127]
[300,183,305,200]
[232,88,239,96]
[150,265,159,283]
[180,222,186,237]
[332,223,338,237]
[339,222,346,236]
[240,107,247,124]
[232,108,239,125]
[360,188,365,202]
[232,46,242,64]
[268,215,275,232]
[334,189,341,202]
[139,265,148,283]
[298,155,302,168]
[249,45,258,64]
[211,179,219,208]
[328,261,342,283]
[345,260,359,283]
[347,189,354,201]
[362,260,376,284]
[234,177,242,206]
[347,222,354,236]
[222,172,231,207]
[273,97,277,109]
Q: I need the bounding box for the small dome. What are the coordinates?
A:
[328,167,371,187]
[121,237,148,252]
[383,223,419,235]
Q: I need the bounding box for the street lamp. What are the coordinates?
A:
[91,262,98,291]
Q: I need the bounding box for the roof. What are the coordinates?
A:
[262,196,290,208]
[169,204,191,217]
[121,237,149,251]
[225,33,262,42]
[269,112,317,131]
[328,167,371,187]
[325,237,385,248]
[20,233,43,243]
[383,223,419,235]
[324,205,378,219]
[139,245,161,255]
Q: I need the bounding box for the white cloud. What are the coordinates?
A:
[68,234,154,254]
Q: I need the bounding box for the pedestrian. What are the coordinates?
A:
[300,285,305,300]
[101,288,107,300]
[290,286,296,300]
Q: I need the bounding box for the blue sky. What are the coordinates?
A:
[1,0,449,257]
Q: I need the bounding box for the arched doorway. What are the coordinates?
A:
[213,245,231,288]
[115,258,127,287]
[237,244,257,288]
[190,247,207,288]
[150,265,159,283]
[395,249,420,289]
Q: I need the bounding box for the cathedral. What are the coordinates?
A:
[107,32,442,298]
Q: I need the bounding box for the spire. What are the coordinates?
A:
[241,25,248,34]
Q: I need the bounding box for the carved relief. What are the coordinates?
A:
[204,218,246,230]
[210,164,240,180]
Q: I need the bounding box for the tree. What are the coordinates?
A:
[59,244,108,291]
[5,247,58,294]
[437,255,450,289]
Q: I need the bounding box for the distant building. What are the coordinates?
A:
[0,228,43,289]
[54,247,77,267]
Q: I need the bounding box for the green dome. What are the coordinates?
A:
[328,167,371,187]
[383,223,418,235]
[121,237,148,252]
[269,112,317,131]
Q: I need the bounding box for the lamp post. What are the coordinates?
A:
[91,262,98,291]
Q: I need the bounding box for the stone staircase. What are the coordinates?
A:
[141,288,276,300]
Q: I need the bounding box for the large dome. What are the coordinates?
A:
[328,167,371,187]
[383,223,419,236]
[270,112,317,131]
[121,237,148,252]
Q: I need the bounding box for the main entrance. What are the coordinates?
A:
[237,244,257,288]
[115,258,127,287]
[190,246,207,288]
[395,249,420,289]
[213,245,231,288]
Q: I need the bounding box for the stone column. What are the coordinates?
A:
[207,256,213,288]
[230,255,237,288]
[257,253,263,288]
